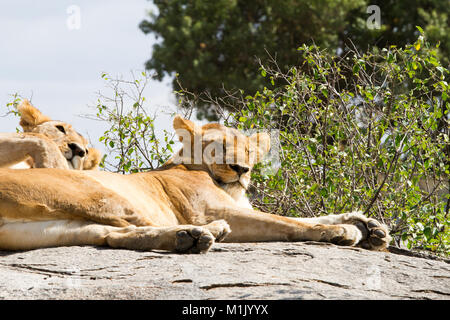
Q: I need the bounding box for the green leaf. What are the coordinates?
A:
[423,227,432,240]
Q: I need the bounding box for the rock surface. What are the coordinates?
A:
[0,242,449,300]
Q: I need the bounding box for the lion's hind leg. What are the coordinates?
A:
[0,220,116,250]
[0,220,221,253]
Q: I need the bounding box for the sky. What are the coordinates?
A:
[0,0,178,154]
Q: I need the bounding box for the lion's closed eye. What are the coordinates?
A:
[55,125,66,134]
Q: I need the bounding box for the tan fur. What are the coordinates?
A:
[18,100,52,132]
[0,100,101,170]
[0,115,391,253]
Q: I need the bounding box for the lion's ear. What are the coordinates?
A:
[249,132,271,163]
[17,100,51,132]
[173,115,200,142]
[82,148,102,170]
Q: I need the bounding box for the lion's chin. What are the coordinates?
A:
[67,155,84,170]
[239,176,250,190]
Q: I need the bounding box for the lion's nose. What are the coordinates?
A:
[230,164,250,175]
[68,143,86,158]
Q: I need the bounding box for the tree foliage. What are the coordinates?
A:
[139,0,449,118]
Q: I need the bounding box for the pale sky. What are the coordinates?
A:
[0,0,178,154]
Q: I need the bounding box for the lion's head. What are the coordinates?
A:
[17,100,101,170]
[171,115,271,191]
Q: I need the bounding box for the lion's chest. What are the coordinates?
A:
[221,184,252,209]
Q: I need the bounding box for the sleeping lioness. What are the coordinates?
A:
[0,100,101,170]
[0,115,391,253]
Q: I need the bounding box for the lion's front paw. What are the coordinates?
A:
[203,219,231,242]
[330,224,362,247]
[342,212,391,251]
[175,227,215,254]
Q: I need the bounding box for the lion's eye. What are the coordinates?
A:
[56,125,66,134]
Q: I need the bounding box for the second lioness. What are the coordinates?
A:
[0,100,101,170]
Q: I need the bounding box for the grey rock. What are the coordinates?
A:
[0,242,448,300]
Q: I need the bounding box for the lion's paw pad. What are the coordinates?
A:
[358,218,390,251]
[175,227,214,254]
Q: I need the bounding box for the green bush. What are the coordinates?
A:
[93,72,177,173]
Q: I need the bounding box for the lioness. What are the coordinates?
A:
[0,100,101,170]
[0,116,390,253]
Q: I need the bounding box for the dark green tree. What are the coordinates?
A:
[139,0,449,118]
[344,0,449,62]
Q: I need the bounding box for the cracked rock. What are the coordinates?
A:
[0,242,448,299]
